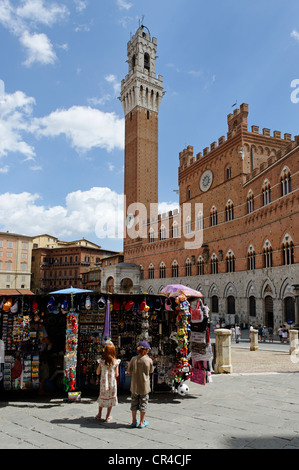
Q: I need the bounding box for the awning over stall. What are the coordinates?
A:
[0,289,34,296]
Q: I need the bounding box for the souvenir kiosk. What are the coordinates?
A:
[0,291,46,393]
[0,287,213,398]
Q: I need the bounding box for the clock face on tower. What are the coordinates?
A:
[200,170,213,192]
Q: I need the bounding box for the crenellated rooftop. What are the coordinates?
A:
[179,103,295,172]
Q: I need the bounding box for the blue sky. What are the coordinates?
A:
[0,0,298,252]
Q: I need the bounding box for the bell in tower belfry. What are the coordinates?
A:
[120,26,164,243]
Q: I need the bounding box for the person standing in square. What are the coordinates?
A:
[127,341,154,428]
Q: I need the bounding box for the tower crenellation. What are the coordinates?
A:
[120,26,164,116]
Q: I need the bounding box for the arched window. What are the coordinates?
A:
[160,225,166,241]
[132,54,136,69]
[227,296,235,315]
[185,258,191,276]
[262,180,271,205]
[263,240,273,268]
[225,200,234,221]
[210,206,218,226]
[247,190,254,213]
[144,53,150,71]
[248,245,256,270]
[172,260,179,278]
[282,234,294,265]
[159,261,166,278]
[212,295,219,313]
[249,296,256,316]
[172,221,179,238]
[281,167,292,196]
[198,256,204,275]
[226,250,235,272]
[148,263,154,279]
[211,253,218,274]
[284,297,295,323]
[140,265,144,280]
[196,210,204,231]
[149,228,154,243]
[185,216,192,234]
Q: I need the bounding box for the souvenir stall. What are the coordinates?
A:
[116,295,178,392]
[73,290,212,397]
[74,294,178,394]
[75,295,118,393]
[160,284,213,395]
[0,293,45,392]
[189,298,213,386]
[48,287,95,402]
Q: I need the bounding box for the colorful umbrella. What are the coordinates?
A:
[49,286,93,295]
[49,286,93,308]
[160,284,203,298]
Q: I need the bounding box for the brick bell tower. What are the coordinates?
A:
[120,25,164,245]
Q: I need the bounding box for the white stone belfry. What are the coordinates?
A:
[120,26,164,116]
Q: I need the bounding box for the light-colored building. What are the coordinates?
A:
[0,232,33,291]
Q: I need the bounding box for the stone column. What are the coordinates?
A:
[214,329,232,374]
[250,329,258,351]
[289,330,299,355]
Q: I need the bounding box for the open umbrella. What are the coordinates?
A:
[49,286,93,295]
[160,284,203,298]
[49,286,93,309]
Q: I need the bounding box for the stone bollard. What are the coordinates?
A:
[214,328,232,374]
[289,330,299,355]
[249,329,258,351]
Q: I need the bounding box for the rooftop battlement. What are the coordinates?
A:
[179,103,295,171]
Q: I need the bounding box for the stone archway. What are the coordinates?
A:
[106,276,114,293]
[284,297,295,324]
[264,295,274,328]
[120,277,133,293]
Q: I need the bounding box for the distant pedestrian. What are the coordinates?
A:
[282,328,288,344]
[95,343,120,422]
[127,341,154,429]
[268,326,273,343]
[230,326,236,342]
[278,326,283,343]
[262,326,268,342]
[235,324,241,343]
[258,324,263,342]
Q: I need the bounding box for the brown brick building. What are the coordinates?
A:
[31,235,118,293]
[116,26,299,329]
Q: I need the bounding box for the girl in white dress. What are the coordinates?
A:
[96,343,120,422]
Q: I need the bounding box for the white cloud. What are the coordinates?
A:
[0,188,179,245]
[0,84,124,161]
[31,105,124,152]
[0,165,9,174]
[291,29,299,42]
[20,30,57,66]
[74,0,88,13]
[0,89,36,159]
[0,0,69,66]
[116,0,133,11]
[16,0,68,26]
[0,188,125,241]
